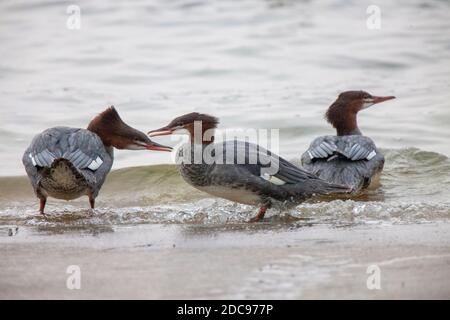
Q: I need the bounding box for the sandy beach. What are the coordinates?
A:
[1,222,449,299]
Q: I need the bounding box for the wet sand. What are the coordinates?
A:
[1,222,449,299]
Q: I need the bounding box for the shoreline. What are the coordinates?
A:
[1,222,449,299]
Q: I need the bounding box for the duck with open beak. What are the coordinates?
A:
[23,106,172,215]
[149,112,351,222]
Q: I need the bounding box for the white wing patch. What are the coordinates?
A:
[87,156,103,171]
[29,153,37,166]
[262,173,286,185]
[366,150,377,160]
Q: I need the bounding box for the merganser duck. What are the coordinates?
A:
[301,91,395,190]
[148,113,351,222]
[22,106,172,215]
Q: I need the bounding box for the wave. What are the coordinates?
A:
[1,148,449,229]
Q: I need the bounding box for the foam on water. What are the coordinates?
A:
[0,148,449,232]
[0,0,449,231]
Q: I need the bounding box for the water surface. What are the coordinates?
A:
[1,0,449,175]
[0,0,449,226]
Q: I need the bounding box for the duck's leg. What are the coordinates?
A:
[249,206,267,223]
[39,197,47,216]
[89,197,95,209]
[88,194,95,210]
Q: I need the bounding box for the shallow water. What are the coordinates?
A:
[1,148,449,230]
[0,0,450,227]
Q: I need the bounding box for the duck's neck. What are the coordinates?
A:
[342,127,362,136]
[191,136,215,145]
[187,125,216,145]
[337,124,362,136]
[87,123,112,148]
[333,113,362,136]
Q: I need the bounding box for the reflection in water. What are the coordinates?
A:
[33,224,114,236]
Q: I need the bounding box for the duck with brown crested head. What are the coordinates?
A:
[148,112,351,222]
[23,106,172,215]
[301,90,395,190]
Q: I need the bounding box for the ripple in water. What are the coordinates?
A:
[0,148,449,233]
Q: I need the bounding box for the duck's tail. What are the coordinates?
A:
[39,158,89,199]
[278,177,353,203]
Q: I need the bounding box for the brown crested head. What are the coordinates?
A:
[148,112,219,144]
[325,90,395,136]
[87,106,172,151]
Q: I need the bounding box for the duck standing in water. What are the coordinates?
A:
[301,91,395,190]
[23,107,172,215]
[148,113,350,222]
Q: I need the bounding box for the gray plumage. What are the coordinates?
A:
[22,126,113,201]
[177,140,350,209]
[301,135,384,190]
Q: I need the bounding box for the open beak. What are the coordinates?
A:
[145,140,172,152]
[147,126,174,137]
[372,95,396,104]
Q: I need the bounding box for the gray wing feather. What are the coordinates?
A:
[352,143,374,161]
[78,152,93,168]
[301,135,384,190]
[315,145,328,158]
[40,149,55,166]
[221,140,321,184]
[22,147,40,193]
[320,142,334,154]
[303,136,378,162]
[23,127,113,195]
[302,137,337,162]
[27,127,107,171]
[199,141,349,204]
[34,151,47,167]
[353,146,366,160]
